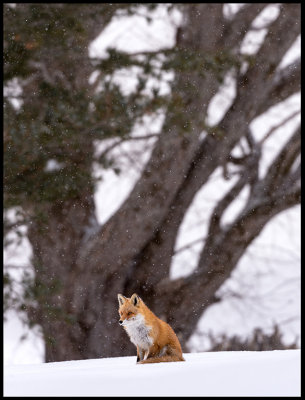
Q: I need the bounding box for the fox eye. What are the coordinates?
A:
[127,312,132,316]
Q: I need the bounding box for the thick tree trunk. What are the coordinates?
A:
[26,194,104,361]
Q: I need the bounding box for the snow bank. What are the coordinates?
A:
[4,350,300,397]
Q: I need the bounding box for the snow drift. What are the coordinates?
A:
[4,350,300,397]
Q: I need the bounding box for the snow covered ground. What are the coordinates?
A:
[4,350,300,397]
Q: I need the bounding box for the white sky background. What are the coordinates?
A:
[4,4,300,364]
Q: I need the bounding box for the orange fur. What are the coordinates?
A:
[118,293,185,364]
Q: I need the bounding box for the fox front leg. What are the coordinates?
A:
[137,347,144,363]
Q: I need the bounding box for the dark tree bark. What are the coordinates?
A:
[4,4,300,361]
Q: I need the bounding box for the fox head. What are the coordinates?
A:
[117,293,141,325]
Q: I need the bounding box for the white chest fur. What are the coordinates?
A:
[123,314,153,350]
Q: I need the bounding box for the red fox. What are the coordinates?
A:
[117,293,185,364]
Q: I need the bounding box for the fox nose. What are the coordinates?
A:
[119,320,123,325]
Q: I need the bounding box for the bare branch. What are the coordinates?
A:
[250,4,300,77]
[153,125,300,342]
[129,5,301,312]
[173,237,205,256]
[259,110,300,145]
[96,133,159,161]
[264,125,301,185]
[223,4,268,50]
[256,59,301,117]
[235,4,300,120]
[206,175,249,244]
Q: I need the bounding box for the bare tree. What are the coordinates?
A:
[4,4,300,362]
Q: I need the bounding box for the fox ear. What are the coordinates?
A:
[118,294,126,306]
[131,293,140,307]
